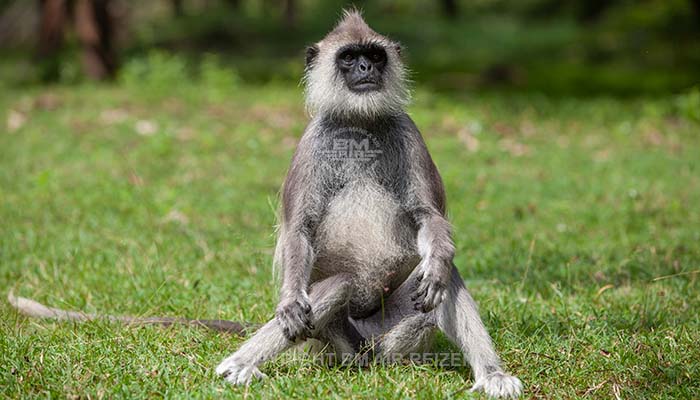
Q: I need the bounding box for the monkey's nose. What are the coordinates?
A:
[358,58,372,73]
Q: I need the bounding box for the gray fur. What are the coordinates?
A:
[217,10,522,398]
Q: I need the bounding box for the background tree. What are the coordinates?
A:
[441,0,458,19]
[37,0,117,80]
[171,0,184,17]
[691,0,700,24]
[575,0,616,22]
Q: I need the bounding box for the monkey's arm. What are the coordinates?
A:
[274,140,326,341]
[7,291,250,335]
[404,120,456,312]
[275,225,316,341]
[410,208,456,312]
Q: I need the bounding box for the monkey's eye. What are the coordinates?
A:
[342,53,354,63]
[369,52,384,62]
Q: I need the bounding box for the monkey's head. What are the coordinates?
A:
[303,9,410,119]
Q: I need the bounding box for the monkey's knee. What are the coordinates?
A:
[306,274,354,334]
[309,274,352,305]
[375,314,436,359]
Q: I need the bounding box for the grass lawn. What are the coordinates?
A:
[1,80,699,398]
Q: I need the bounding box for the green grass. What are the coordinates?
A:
[1,80,699,399]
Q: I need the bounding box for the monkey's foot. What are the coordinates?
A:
[216,356,268,386]
[470,372,523,398]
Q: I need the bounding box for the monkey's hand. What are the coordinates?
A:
[275,292,314,342]
[412,259,449,312]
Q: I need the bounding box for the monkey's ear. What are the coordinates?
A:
[305,45,320,68]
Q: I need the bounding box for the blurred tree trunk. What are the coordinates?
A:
[283,0,295,27]
[576,0,614,23]
[37,0,116,80]
[524,0,567,19]
[38,0,67,59]
[74,0,116,79]
[691,0,700,24]
[171,0,184,17]
[441,0,458,19]
[37,0,67,80]
[225,0,240,9]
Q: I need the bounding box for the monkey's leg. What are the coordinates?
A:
[373,313,435,363]
[216,274,353,385]
[315,314,364,365]
[354,266,522,398]
[435,266,522,398]
[349,269,436,362]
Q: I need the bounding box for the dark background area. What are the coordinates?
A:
[1,0,699,96]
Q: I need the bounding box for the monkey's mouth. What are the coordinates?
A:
[351,79,381,92]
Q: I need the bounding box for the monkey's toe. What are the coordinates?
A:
[470,372,523,398]
[216,356,267,386]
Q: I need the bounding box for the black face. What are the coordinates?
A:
[336,43,387,93]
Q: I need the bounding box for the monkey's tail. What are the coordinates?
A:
[7,291,251,336]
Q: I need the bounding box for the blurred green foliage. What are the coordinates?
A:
[1,0,698,95]
[119,50,241,104]
[675,86,700,123]
[120,51,190,90]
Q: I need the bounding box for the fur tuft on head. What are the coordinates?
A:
[303,9,410,119]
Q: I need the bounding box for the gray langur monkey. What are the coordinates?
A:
[215,10,523,398]
[8,10,523,399]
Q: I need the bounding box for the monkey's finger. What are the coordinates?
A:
[421,284,439,312]
[253,368,268,380]
[424,285,447,312]
[412,292,424,304]
[280,313,303,341]
[294,308,311,327]
[416,279,429,295]
[421,286,435,312]
[288,326,304,341]
[412,282,429,303]
[238,367,258,385]
[290,308,303,322]
[288,311,312,339]
[281,325,293,341]
[413,295,427,310]
[301,300,312,314]
[469,379,485,392]
[304,317,315,333]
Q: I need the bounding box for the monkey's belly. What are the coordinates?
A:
[313,183,420,317]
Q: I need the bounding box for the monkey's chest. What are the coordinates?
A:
[313,182,420,316]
